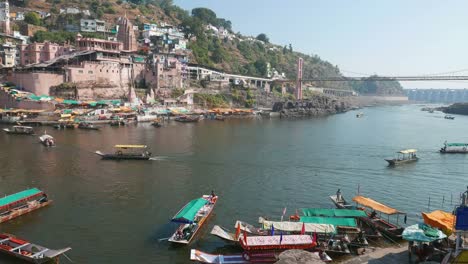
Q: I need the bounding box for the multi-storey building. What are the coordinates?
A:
[19,42,73,65]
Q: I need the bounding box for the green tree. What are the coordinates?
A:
[192,7,217,25]
[256,33,269,43]
[24,12,42,26]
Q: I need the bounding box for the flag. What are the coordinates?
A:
[243,229,247,245]
[300,222,305,235]
[235,223,241,239]
[270,224,275,236]
[279,231,283,245]
[282,207,287,216]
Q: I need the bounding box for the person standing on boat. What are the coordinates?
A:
[462,186,468,207]
[210,190,217,204]
[336,189,342,202]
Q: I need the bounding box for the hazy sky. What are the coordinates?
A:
[174,0,468,89]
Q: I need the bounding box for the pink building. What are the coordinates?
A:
[76,34,123,53]
[19,42,72,65]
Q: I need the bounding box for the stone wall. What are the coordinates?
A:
[0,89,54,110]
[9,71,64,95]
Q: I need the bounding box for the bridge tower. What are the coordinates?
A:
[296,57,303,100]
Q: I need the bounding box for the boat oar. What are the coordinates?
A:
[63,253,74,263]
[158,237,171,242]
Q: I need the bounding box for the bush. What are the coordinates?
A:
[24,12,42,26]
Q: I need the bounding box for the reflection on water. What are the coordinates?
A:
[0,105,467,263]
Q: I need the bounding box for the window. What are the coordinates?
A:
[88,71,93,74]
[78,70,83,73]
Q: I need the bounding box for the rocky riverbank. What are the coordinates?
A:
[438,103,468,115]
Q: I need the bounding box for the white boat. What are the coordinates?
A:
[190,249,332,263]
[39,132,55,147]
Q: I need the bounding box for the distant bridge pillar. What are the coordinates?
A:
[296,57,303,100]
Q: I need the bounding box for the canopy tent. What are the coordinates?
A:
[302,208,367,218]
[422,210,455,236]
[402,223,446,242]
[0,188,43,210]
[172,198,208,223]
[261,220,336,234]
[352,195,403,215]
[299,217,357,227]
[399,149,417,154]
[445,143,468,147]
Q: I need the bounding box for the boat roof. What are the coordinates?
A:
[114,145,147,149]
[243,234,313,247]
[299,216,357,227]
[398,149,417,154]
[0,188,43,209]
[446,143,468,147]
[402,223,446,242]
[172,198,208,223]
[302,208,367,218]
[353,195,403,215]
[422,210,455,235]
[261,220,336,234]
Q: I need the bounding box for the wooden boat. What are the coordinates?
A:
[175,115,200,123]
[440,142,468,154]
[38,133,55,147]
[190,249,332,263]
[53,123,76,129]
[0,233,71,264]
[109,119,126,126]
[0,188,52,224]
[78,122,100,130]
[3,126,34,135]
[356,112,364,118]
[95,145,151,160]
[329,194,355,209]
[168,194,218,244]
[352,195,406,241]
[385,149,418,166]
[445,115,455,120]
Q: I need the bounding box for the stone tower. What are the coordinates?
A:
[117,16,137,52]
[0,0,10,35]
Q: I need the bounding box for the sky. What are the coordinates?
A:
[174,0,468,89]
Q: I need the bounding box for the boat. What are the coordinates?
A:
[151,121,162,127]
[0,233,71,264]
[215,115,225,121]
[356,112,364,118]
[78,122,100,130]
[445,115,455,120]
[95,145,152,160]
[190,249,332,263]
[53,123,76,129]
[330,193,355,210]
[385,149,418,166]
[38,133,55,147]
[235,221,268,235]
[239,234,317,251]
[440,142,468,154]
[109,119,126,126]
[0,188,52,224]
[168,194,218,244]
[174,115,200,123]
[3,126,34,135]
[352,195,406,240]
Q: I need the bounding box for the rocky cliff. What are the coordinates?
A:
[272,94,352,118]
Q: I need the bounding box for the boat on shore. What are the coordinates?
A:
[95,145,151,160]
[3,126,35,135]
[0,188,52,224]
[78,122,100,130]
[440,142,468,154]
[239,233,317,251]
[0,233,71,264]
[175,115,200,123]
[385,149,418,166]
[168,194,218,244]
[38,133,55,147]
[352,195,406,241]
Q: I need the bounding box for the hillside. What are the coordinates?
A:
[13,0,403,95]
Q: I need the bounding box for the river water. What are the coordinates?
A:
[0,105,467,263]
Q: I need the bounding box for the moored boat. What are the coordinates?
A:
[168,194,218,244]
[356,112,364,118]
[239,233,317,251]
[38,133,55,147]
[329,190,355,209]
[175,115,200,123]
[0,233,71,264]
[445,115,455,120]
[78,122,100,130]
[95,145,151,160]
[440,142,468,154]
[385,149,418,166]
[0,188,52,224]
[190,249,332,263]
[352,195,406,240]
[3,126,35,135]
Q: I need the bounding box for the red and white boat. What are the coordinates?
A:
[0,188,52,224]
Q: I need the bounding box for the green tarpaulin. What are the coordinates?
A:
[172,198,207,223]
[302,208,367,218]
[300,217,357,227]
[403,223,446,242]
[0,188,42,209]
[446,143,468,147]
[63,100,79,105]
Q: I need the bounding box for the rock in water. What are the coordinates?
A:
[275,250,323,264]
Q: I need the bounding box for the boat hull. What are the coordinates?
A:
[358,214,403,241]
[95,151,150,160]
[440,149,468,154]
[0,200,52,224]
[385,158,418,166]
[3,129,34,135]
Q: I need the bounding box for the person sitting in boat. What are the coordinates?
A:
[209,190,217,203]
[370,210,377,218]
[336,189,342,202]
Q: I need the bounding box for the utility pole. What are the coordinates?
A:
[296,57,303,100]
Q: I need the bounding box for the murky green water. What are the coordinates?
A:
[0,105,467,263]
